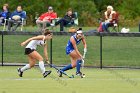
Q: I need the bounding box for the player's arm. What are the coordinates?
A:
[21,35,44,46]
[81,36,87,59]
[43,42,49,61]
[81,36,87,49]
[70,37,82,58]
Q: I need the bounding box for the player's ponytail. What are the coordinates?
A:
[77,28,82,31]
[43,28,52,36]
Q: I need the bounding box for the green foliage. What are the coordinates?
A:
[117,0,140,26]
[0,0,98,26]
[94,0,123,12]
[118,0,140,19]
[94,0,140,27]
[0,0,140,26]
[69,0,99,26]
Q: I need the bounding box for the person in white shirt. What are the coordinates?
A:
[102,5,116,32]
[17,29,53,78]
[98,5,116,32]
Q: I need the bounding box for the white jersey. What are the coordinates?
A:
[25,36,46,50]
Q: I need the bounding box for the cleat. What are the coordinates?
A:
[76,72,85,78]
[43,70,51,78]
[57,70,62,77]
[17,68,23,77]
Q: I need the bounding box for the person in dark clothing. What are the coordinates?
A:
[53,8,76,32]
[7,5,26,31]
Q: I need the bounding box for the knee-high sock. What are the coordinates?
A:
[39,61,46,74]
[76,60,82,73]
[61,64,72,72]
[21,64,30,72]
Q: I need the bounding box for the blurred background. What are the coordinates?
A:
[0,0,140,27]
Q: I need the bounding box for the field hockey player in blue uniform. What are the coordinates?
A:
[58,28,87,77]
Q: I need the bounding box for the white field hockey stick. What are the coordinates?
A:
[82,52,86,68]
[82,59,85,69]
[81,52,86,78]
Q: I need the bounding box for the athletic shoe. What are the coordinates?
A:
[43,70,52,78]
[17,68,23,77]
[57,70,62,77]
[76,72,85,78]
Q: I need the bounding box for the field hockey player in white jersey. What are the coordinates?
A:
[18,28,53,78]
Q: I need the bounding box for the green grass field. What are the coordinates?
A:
[0,27,140,93]
[0,67,140,93]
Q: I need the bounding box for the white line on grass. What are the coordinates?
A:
[0,78,46,81]
[0,78,140,81]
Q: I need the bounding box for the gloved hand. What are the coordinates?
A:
[84,48,87,53]
[83,48,87,59]
[46,60,50,64]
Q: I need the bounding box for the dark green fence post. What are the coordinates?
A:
[139,23,140,32]
[50,39,52,65]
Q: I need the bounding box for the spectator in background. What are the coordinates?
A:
[52,8,76,32]
[98,5,116,32]
[0,4,10,25]
[7,5,26,31]
[36,6,57,31]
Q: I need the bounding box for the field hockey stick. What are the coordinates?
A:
[46,61,74,78]
[82,51,86,67]
[81,52,86,78]
[81,59,85,68]
[83,52,86,59]
[76,59,85,78]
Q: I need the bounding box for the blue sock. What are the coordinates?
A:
[61,64,72,72]
[76,60,82,73]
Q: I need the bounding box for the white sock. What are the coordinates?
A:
[39,61,46,74]
[21,64,30,72]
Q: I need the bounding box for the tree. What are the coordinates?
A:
[0,0,139,26]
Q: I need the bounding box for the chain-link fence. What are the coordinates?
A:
[102,36,140,68]
[0,31,140,69]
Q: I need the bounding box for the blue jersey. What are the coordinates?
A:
[66,34,82,55]
[0,11,8,19]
